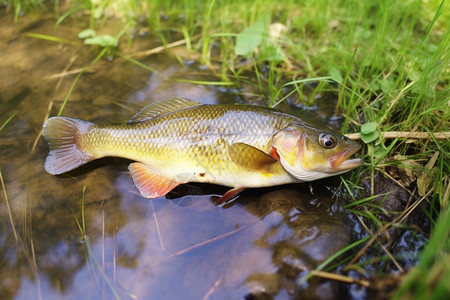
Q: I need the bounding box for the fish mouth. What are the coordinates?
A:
[328,143,363,172]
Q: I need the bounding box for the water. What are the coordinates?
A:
[0,11,426,300]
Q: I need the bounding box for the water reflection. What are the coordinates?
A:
[74,186,350,299]
[0,12,354,300]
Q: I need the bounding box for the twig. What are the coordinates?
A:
[355,215,404,273]
[150,199,166,251]
[310,270,370,287]
[346,131,450,140]
[345,186,434,268]
[0,170,18,242]
[56,55,79,88]
[202,273,225,300]
[32,100,53,152]
[130,35,200,59]
[30,238,43,300]
[44,67,94,79]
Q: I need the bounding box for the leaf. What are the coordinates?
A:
[235,18,267,56]
[329,67,343,84]
[78,29,96,39]
[417,151,440,197]
[84,35,118,48]
[360,131,379,143]
[361,122,377,134]
[93,7,103,19]
[372,143,387,157]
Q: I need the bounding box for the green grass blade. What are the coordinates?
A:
[116,52,159,73]
[25,32,79,46]
[69,186,122,300]
[169,77,236,86]
[0,114,15,132]
[58,48,107,116]
[393,203,450,299]
[298,235,371,284]
[270,76,332,107]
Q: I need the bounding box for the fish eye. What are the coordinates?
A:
[319,133,337,149]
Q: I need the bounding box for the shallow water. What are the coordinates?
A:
[0,10,426,300]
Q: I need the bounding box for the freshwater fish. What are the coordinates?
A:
[42,97,362,204]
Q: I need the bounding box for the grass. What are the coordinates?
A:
[70,186,122,300]
[5,0,450,298]
[0,114,18,242]
[393,203,450,299]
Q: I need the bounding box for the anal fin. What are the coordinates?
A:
[128,162,180,199]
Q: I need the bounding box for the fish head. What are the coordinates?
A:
[272,123,362,181]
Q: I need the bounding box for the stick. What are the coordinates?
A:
[345,131,450,140]
[0,170,18,242]
[310,270,370,287]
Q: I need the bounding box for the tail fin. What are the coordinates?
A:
[42,117,95,175]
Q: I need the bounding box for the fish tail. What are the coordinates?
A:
[42,117,95,175]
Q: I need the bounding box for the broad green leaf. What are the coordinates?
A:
[235,18,267,56]
[329,67,343,84]
[361,122,377,134]
[93,7,103,19]
[78,29,96,39]
[84,35,118,48]
[360,131,379,143]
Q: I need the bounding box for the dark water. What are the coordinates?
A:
[0,11,427,300]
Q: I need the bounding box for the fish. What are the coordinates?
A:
[42,97,362,204]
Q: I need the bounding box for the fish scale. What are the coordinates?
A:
[42,97,362,203]
[76,105,292,188]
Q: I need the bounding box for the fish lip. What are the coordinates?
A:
[339,157,363,170]
[328,143,362,171]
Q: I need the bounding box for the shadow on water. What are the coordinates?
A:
[0,10,426,300]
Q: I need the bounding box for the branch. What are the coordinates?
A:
[345,131,450,140]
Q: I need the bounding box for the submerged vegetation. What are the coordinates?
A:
[3,0,449,298]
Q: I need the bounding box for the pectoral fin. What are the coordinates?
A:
[228,143,278,171]
[128,162,181,198]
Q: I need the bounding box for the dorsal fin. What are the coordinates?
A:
[128,97,201,124]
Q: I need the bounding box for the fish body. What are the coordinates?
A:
[42,97,362,203]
